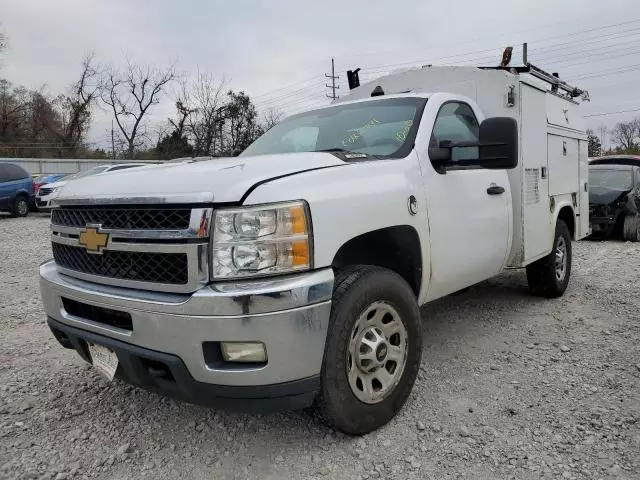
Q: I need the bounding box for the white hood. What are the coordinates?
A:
[54,153,346,204]
[41,179,68,189]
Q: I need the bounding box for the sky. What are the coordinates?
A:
[2,0,639,150]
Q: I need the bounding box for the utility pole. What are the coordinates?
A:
[325,58,339,100]
[111,120,116,160]
[598,125,608,153]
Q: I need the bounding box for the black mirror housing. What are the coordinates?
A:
[478,117,518,169]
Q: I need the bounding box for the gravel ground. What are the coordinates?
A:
[1,214,639,480]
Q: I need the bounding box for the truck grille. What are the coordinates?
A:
[52,243,189,285]
[52,207,191,230]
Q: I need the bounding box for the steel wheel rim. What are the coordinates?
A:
[555,236,567,282]
[346,301,408,404]
[17,199,28,215]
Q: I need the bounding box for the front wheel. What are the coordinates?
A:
[11,195,29,217]
[526,220,572,298]
[317,266,422,435]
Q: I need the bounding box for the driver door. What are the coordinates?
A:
[420,101,511,300]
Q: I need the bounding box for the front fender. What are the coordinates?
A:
[242,155,432,303]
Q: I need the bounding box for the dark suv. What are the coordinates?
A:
[0,162,35,217]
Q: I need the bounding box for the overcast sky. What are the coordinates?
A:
[2,0,639,150]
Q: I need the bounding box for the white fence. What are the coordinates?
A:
[0,158,160,175]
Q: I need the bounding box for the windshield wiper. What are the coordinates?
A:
[316,148,369,158]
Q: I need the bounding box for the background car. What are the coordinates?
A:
[36,163,151,211]
[33,174,66,194]
[589,155,640,241]
[0,162,35,217]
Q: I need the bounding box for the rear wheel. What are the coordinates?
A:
[317,266,422,435]
[623,213,640,242]
[526,220,572,298]
[11,195,29,217]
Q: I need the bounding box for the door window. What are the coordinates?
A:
[0,164,29,182]
[430,102,480,165]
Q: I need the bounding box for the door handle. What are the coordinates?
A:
[487,184,505,195]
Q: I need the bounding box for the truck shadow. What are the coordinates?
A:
[83,269,541,438]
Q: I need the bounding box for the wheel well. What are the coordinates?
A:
[331,226,422,297]
[557,206,575,239]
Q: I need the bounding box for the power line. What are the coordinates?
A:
[336,12,640,62]
[253,80,326,108]
[574,64,640,80]
[585,108,640,117]
[251,74,323,100]
[343,18,640,76]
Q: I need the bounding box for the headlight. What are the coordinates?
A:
[212,201,312,279]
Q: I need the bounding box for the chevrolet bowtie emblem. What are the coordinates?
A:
[79,226,109,254]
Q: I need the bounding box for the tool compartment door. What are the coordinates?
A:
[521,84,552,262]
[578,139,590,238]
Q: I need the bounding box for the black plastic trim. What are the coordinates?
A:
[47,317,319,412]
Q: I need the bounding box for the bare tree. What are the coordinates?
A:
[262,108,284,131]
[610,118,640,152]
[100,60,176,158]
[55,53,100,155]
[178,72,227,156]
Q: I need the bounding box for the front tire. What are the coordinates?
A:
[623,213,640,242]
[317,266,422,435]
[526,220,572,298]
[11,195,29,217]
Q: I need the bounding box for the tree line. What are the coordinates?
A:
[587,118,640,158]
[0,37,281,160]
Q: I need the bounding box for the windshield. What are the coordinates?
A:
[589,168,633,190]
[241,97,427,158]
[67,166,109,180]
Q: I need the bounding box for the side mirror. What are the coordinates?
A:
[428,138,452,166]
[478,117,518,169]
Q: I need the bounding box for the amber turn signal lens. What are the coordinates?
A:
[290,205,307,235]
[291,240,310,267]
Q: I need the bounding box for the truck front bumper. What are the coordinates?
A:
[40,260,334,411]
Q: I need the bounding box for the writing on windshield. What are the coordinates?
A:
[241,97,426,159]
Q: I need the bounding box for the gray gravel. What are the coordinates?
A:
[1,214,639,480]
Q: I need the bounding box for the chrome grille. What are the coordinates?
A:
[52,243,189,284]
[50,205,212,293]
[52,207,191,230]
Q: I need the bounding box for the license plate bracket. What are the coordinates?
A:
[88,343,119,381]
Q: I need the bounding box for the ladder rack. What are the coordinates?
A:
[346,43,590,102]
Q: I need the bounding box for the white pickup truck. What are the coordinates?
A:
[39,63,590,435]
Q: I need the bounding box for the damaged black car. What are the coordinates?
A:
[589,156,640,241]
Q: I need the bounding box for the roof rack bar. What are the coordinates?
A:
[525,63,586,99]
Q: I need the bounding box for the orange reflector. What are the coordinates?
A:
[291,240,310,267]
[290,205,307,235]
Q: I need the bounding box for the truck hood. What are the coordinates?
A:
[54,153,346,204]
[589,187,632,206]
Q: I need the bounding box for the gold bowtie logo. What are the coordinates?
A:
[79,226,109,253]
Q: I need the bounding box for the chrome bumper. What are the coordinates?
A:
[40,260,334,386]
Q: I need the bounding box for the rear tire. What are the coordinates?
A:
[317,266,422,435]
[10,195,29,218]
[623,213,640,242]
[526,220,572,298]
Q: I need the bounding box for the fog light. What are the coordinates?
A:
[220,342,267,363]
